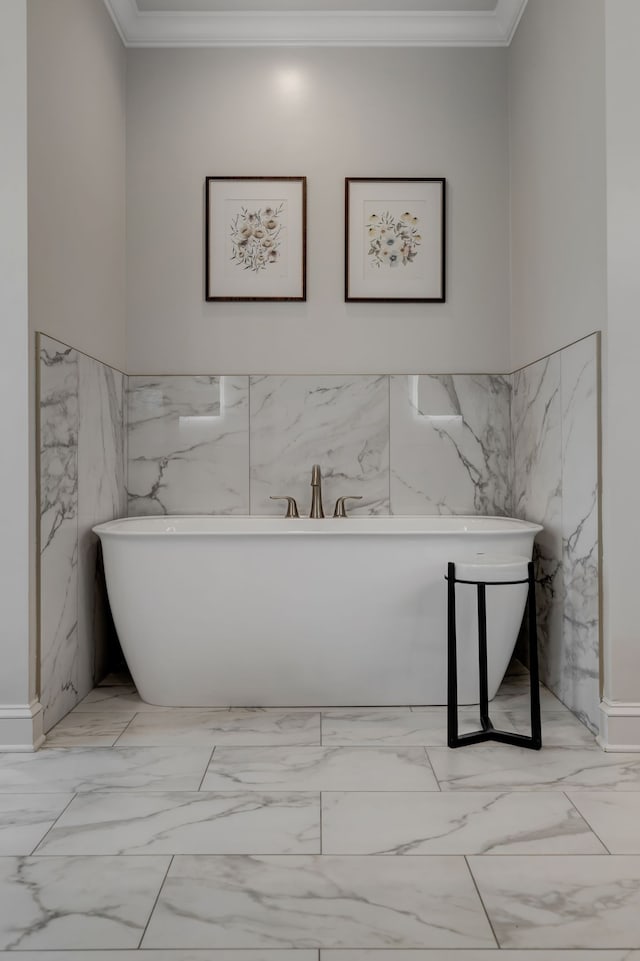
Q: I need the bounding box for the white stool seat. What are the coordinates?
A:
[452,554,530,584]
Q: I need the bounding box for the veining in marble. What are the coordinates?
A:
[511,334,600,732]
[560,336,600,729]
[250,375,389,515]
[116,709,321,747]
[43,709,134,747]
[143,854,495,949]
[567,792,640,853]
[39,334,127,733]
[77,352,126,691]
[202,745,438,791]
[511,352,563,698]
[323,952,636,960]
[428,743,640,791]
[390,374,511,515]
[0,795,73,855]
[321,790,606,855]
[469,855,640,948]
[0,746,212,793]
[34,791,320,855]
[0,954,318,961]
[0,855,170,950]
[39,337,79,731]
[127,375,249,515]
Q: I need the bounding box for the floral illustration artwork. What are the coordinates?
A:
[366,210,421,268]
[229,202,285,273]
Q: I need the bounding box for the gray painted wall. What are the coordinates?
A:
[126,46,510,375]
[508,0,607,370]
[28,0,127,371]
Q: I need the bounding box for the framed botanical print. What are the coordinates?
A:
[345,178,446,302]
[206,176,307,301]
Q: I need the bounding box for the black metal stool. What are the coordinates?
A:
[446,555,542,750]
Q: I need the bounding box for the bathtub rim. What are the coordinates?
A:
[93,514,544,538]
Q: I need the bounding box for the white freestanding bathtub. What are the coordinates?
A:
[93,515,542,707]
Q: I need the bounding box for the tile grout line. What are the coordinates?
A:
[28,792,78,856]
[463,854,500,949]
[422,745,442,791]
[563,789,613,854]
[137,853,174,949]
[197,746,216,792]
[111,710,140,747]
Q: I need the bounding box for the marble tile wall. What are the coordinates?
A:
[39,336,599,734]
[390,374,512,515]
[127,376,249,515]
[39,335,126,732]
[127,373,512,518]
[512,333,600,732]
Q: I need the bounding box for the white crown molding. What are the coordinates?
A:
[103,0,528,47]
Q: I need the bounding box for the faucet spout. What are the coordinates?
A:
[309,464,325,518]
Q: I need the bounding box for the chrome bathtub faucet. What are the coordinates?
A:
[270,496,300,518]
[309,463,325,518]
[333,495,363,517]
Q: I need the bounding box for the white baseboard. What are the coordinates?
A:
[598,698,640,751]
[0,701,44,752]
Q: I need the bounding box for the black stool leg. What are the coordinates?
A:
[477,583,491,732]
[447,562,459,747]
[527,561,542,749]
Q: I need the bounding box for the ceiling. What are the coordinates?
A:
[104,0,527,46]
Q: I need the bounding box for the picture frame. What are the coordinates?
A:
[205,176,307,301]
[345,178,446,302]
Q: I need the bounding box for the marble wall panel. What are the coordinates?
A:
[512,353,564,700]
[512,334,599,732]
[39,337,79,732]
[390,374,512,515]
[559,337,600,730]
[77,355,127,690]
[249,375,389,516]
[127,376,249,516]
[40,335,127,733]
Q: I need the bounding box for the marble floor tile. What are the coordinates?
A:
[322,708,484,746]
[116,710,321,747]
[202,746,438,791]
[74,687,187,712]
[567,792,640,853]
[319,707,554,747]
[0,953,319,961]
[0,795,73,855]
[0,746,212,793]
[488,686,567,711]
[35,791,320,855]
[499,708,598,747]
[427,744,640,791]
[44,709,134,746]
[142,854,495,949]
[0,855,169,950]
[321,952,636,960]
[469,854,640,949]
[322,791,606,855]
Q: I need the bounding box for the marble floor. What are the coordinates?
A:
[3,668,640,958]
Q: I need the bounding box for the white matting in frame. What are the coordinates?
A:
[206,176,306,301]
[346,178,445,302]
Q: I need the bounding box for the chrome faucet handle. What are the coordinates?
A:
[333,495,363,518]
[270,496,300,518]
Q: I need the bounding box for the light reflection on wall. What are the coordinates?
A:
[178,376,224,431]
[275,67,306,103]
[409,374,463,425]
